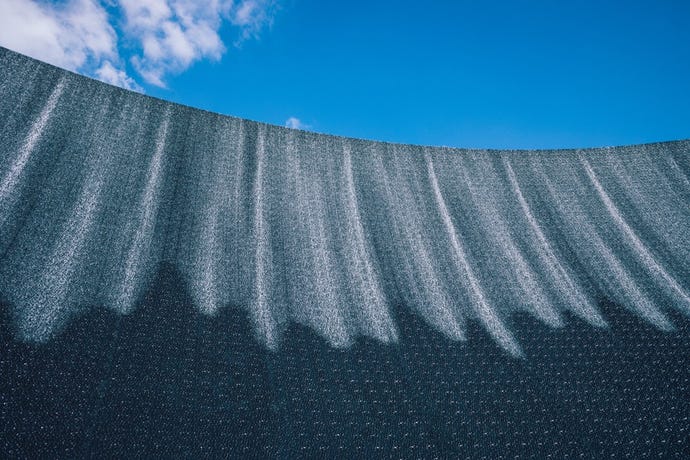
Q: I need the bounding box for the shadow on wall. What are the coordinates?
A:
[0,262,689,458]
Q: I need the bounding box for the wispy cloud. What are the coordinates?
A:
[0,0,278,91]
[285,117,310,130]
[228,0,278,45]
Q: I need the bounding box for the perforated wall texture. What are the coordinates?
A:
[1,47,688,458]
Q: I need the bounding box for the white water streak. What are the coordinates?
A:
[504,159,604,327]
[231,122,247,302]
[0,78,65,205]
[601,153,690,264]
[290,149,350,347]
[191,122,237,315]
[342,145,397,343]
[195,207,221,314]
[664,153,690,193]
[425,154,521,356]
[539,169,672,330]
[251,128,279,349]
[582,158,690,313]
[379,153,465,342]
[461,158,560,327]
[115,113,169,312]
[23,149,106,340]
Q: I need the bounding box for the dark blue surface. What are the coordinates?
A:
[1,263,689,457]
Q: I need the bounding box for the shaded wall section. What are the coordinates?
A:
[0,47,689,457]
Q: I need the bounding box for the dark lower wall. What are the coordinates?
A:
[1,263,688,458]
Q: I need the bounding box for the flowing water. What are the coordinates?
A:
[1,47,689,357]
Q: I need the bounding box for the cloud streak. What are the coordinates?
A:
[228,0,278,44]
[285,117,310,130]
[0,0,277,91]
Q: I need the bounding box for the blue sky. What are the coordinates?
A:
[1,1,689,149]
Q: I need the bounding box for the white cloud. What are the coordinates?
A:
[96,60,143,91]
[285,117,310,130]
[0,0,118,71]
[228,0,277,44]
[121,0,277,87]
[0,0,279,91]
[121,0,228,87]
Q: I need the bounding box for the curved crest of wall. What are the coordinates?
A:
[1,47,689,356]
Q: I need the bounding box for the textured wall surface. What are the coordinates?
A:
[1,47,689,457]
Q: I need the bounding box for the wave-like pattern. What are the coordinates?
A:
[1,47,689,356]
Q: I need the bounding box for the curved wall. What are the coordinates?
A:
[2,47,688,355]
[1,46,689,457]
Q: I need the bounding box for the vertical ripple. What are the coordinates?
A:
[503,158,602,326]
[289,137,351,347]
[251,126,279,349]
[181,116,242,315]
[22,178,103,341]
[582,157,690,315]
[0,77,65,217]
[229,121,249,306]
[538,166,672,330]
[458,154,561,327]
[374,148,466,343]
[426,153,521,356]
[114,111,170,313]
[596,151,690,269]
[340,142,397,343]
